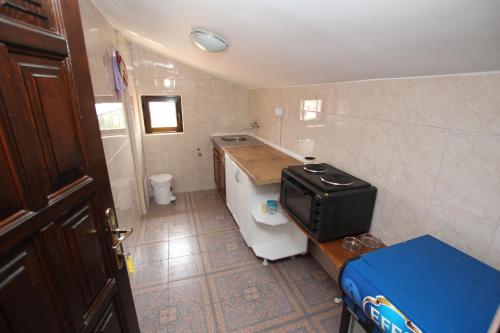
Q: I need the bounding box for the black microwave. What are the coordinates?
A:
[280,165,377,242]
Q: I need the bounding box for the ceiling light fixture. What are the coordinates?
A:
[190,28,229,52]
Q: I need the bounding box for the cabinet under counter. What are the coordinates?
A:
[223,152,307,265]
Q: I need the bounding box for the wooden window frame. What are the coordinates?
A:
[141,95,183,134]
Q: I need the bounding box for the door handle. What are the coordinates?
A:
[111,228,133,249]
[111,227,133,235]
[105,208,133,269]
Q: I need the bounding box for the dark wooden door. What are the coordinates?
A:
[0,1,139,332]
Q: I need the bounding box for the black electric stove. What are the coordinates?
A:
[289,163,371,193]
[281,163,377,242]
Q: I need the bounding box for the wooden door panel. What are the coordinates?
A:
[0,89,25,221]
[0,43,48,212]
[40,220,88,332]
[40,201,111,331]
[0,138,22,221]
[0,0,56,32]
[0,243,67,333]
[60,204,107,304]
[93,302,124,333]
[14,53,85,195]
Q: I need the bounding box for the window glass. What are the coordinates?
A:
[149,101,178,128]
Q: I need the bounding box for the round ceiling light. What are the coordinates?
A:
[190,29,229,52]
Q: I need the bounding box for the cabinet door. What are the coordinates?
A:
[225,155,236,215]
[231,159,242,227]
[236,169,251,246]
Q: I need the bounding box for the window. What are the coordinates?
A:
[141,95,183,133]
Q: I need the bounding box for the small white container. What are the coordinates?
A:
[150,174,176,205]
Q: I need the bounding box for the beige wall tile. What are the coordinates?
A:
[427,200,497,262]
[101,135,128,163]
[329,115,363,172]
[356,119,396,180]
[452,73,500,135]
[397,76,459,127]
[360,173,390,242]
[379,183,432,245]
[389,123,448,195]
[484,226,500,270]
[434,130,500,222]
[311,83,337,114]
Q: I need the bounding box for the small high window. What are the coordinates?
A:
[141,95,183,134]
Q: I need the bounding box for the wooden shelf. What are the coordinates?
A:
[316,236,385,271]
[288,214,385,271]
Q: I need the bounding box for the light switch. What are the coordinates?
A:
[274,107,284,117]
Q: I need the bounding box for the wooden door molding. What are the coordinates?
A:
[0,0,139,332]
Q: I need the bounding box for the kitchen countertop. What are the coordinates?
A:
[224,144,302,185]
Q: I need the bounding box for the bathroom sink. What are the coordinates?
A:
[221,136,247,142]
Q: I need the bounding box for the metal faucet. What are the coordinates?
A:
[240,119,260,131]
[249,119,260,128]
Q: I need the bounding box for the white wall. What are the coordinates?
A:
[249,73,500,269]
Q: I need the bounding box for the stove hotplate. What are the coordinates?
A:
[321,173,354,186]
[287,163,370,192]
[303,163,327,174]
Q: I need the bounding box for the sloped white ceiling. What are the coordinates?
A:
[91,0,500,88]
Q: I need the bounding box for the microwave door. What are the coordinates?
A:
[282,177,315,230]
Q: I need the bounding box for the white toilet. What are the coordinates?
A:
[150,174,176,205]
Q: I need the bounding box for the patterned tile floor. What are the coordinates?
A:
[126,190,343,333]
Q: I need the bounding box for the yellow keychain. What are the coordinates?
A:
[125,253,136,273]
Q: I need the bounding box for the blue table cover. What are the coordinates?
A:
[341,235,500,333]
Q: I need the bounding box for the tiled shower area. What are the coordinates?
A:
[125,190,343,332]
